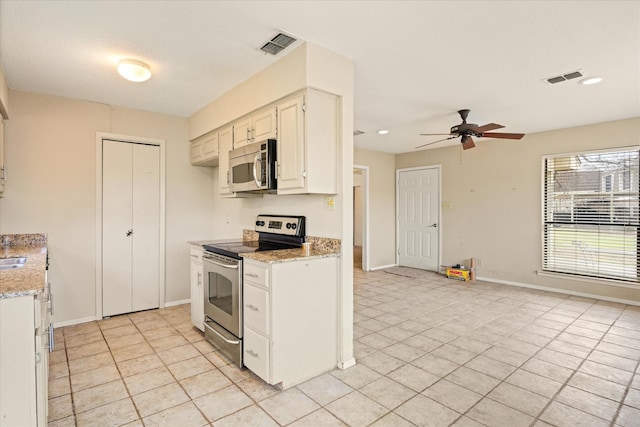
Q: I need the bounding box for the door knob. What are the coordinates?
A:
[428,223,437,228]
[126,229,133,236]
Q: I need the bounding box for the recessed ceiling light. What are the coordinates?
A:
[377,129,389,135]
[117,59,151,82]
[580,76,603,85]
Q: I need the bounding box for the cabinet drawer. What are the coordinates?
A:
[243,327,270,382]
[244,262,269,288]
[244,284,269,335]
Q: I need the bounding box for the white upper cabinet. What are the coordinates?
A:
[190,130,219,167]
[233,107,277,149]
[276,89,339,195]
[0,120,5,194]
[276,95,305,191]
[0,65,9,120]
[1,66,8,194]
[190,87,340,196]
[218,125,233,195]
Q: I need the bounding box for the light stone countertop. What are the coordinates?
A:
[0,239,48,298]
[189,234,341,263]
[241,247,341,264]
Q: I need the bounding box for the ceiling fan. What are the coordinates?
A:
[417,109,525,150]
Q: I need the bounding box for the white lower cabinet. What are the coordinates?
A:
[243,256,338,389]
[0,286,51,426]
[190,246,205,332]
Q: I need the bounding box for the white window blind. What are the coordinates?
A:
[543,148,640,282]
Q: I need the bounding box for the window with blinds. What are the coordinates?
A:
[543,148,640,282]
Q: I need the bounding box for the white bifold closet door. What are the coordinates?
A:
[102,140,160,317]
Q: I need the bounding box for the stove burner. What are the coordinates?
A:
[203,215,305,259]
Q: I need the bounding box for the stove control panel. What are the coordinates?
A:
[255,215,305,237]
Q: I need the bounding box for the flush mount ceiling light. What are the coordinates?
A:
[117,59,151,82]
[580,76,603,85]
[377,129,389,135]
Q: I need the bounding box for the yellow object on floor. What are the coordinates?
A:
[446,267,471,281]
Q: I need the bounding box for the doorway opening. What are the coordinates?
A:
[353,165,369,271]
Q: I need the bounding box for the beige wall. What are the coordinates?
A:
[0,90,216,323]
[354,148,397,270]
[396,117,640,303]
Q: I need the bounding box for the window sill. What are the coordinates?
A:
[536,270,640,290]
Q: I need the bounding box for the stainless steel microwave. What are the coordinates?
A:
[229,139,277,192]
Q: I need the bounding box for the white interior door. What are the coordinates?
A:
[102,140,160,317]
[103,141,133,316]
[132,144,160,312]
[397,167,440,271]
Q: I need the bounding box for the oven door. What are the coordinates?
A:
[202,253,242,338]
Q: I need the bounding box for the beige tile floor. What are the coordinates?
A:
[48,268,640,426]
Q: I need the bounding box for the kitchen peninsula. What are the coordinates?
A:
[0,233,52,426]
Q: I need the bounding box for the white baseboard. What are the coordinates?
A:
[369,264,397,271]
[53,316,97,328]
[165,299,190,308]
[337,358,357,370]
[52,300,192,328]
[477,276,640,307]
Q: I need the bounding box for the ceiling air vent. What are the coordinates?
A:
[543,70,584,85]
[260,32,297,55]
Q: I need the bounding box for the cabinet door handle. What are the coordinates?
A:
[246,273,259,278]
[49,323,55,352]
[49,286,54,315]
[246,304,259,312]
[247,349,259,358]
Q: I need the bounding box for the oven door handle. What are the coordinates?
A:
[203,255,239,269]
[253,154,262,188]
[204,321,241,345]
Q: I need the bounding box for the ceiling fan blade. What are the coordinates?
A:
[415,135,458,149]
[419,133,454,136]
[481,132,525,140]
[461,135,475,150]
[474,123,504,133]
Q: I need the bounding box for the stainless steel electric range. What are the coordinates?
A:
[201,214,305,367]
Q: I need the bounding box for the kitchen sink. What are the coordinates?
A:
[0,257,27,270]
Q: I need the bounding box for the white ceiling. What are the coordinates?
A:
[1,1,639,154]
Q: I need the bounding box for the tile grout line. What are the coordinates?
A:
[528,301,628,427]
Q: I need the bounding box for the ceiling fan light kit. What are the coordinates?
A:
[417,109,525,150]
